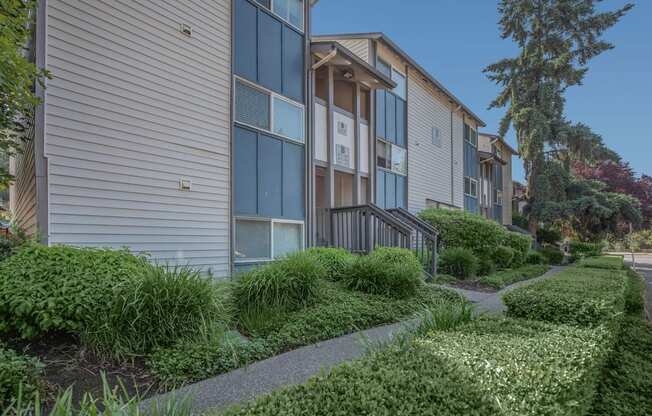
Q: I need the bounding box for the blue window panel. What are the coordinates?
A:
[282,142,305,219]
[376,169,386,208]
[282,27,304,102]
[258,134,283,217]
[256,0,270,8]
[385,93,396,144]
[258,11,283,94]
[386,172,396,209]
[465,195,479,213]
[396,97,406,147]
[234,127,258,215]
[376,90,386,139]
[234,0,257,82]
[396,174,406,209]
[376,58,391,78]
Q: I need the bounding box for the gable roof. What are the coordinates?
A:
[313,32,486,127]
[479,132,519,156]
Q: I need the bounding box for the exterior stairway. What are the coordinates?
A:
[316,204,438,279]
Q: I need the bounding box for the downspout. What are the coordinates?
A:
[450,103,461,207]
[35,0,48,244]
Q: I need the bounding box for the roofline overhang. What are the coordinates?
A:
[311,41,397,89]
[313,32,486,127]
[479,132,519,156]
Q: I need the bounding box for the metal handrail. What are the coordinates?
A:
[331,204,413,235]
[386,207,439,236]
[386,207,439,278]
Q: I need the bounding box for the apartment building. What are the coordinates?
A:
[478,133,517,225]
[10,2,491,277]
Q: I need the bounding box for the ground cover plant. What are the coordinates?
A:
[503,266,627,326]
[218,317,612,416]
[569,241,604,260]
[304,247,354,280]
[577,255,624,270]
[0,345,42,408]
[478,264,549,289]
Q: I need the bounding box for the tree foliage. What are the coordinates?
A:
[486,0,633,232]
[0,0,48,188]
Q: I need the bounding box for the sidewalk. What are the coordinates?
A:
[141,266,565,414]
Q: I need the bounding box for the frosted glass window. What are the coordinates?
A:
[391,145,407,175]
[273,222,303,257]
[273,97,304,142]
[235,81,270,130]
[235,219,271,259]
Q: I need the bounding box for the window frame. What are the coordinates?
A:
[234,76,306,144]
[270,0,305,32]
[464,176,479,198]
[464,123,478,148]
[376,138,407,177]
[234,216,305,263]
[391,67,407,100]
[495,189,504,206]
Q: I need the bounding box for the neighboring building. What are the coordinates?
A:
[10,5,486,277]
[477,133,518,225]
[312,33,485,215]
[513,180,528,216]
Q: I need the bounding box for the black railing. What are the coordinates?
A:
[316,204,412,253]
[387,208,439,278]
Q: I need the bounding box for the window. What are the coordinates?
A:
[234,218,304,261]
[235,78,305,143]
[376,58,391,78]
[495,190,504,206]
[376,140,391,169]
[273,97,304,142]
[360,89,370,121]
[464,177,478,198]
[273,0,304,30]
[464,123,477,147]
[391,145,407,175]
[392,68,406,100]
[235,80,270,130]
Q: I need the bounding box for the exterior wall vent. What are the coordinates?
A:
[179,179,192,191]
[179,23,192,37]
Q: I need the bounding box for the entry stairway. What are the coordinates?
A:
[316,204,439,279]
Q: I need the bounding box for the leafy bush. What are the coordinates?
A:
[234,252,325,315]
[536,227,562,246]
[525,250,546,265]
[0,228,29,262]
[223,318,611,416]
[624,269,645,315]
[502,231,532,261]
[84,265,226,356]
[0,244,149,339]
[540,246,565,265]
[304,247,355,280]
[503,267,627,327]
[438,247,478,279]
[476,256,496,277]
[0,346,42,408]
[342,247,423,298]
[478,264,549,289]
[569,241,604,259]
[492,245,516,269]
[577,255,624,270]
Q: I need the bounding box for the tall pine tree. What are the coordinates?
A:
[485,0,632,234]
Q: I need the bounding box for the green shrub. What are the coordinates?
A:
[502,231,532,261]
[624,269,645,315]
[234,252,325,315]
[0,346,42,408]
[438,247,478,279]
[492,246,515,269]
[536,227,562,246]
[569,241,604,259]
[577,255,624,270]
[84,265,226,356]
[222,318,611,416]
[419,209,508,256]
[478,264,550,289]
[525,250,546,265]
[476,256,496,277]
[540,246,564,265]
[304,247,355,280]
[0,244,149,339]
[342,247,423,298]
[503,267,627,327]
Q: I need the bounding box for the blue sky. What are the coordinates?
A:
[312,0,651,182]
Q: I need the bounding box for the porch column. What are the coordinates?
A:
[326,66,335,209]
[353,84,361,204]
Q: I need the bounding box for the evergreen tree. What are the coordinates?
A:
[485,0,633,234]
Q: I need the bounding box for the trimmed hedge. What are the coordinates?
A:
[0,346,42,408]
[438,247,478,279]
[304,247,355,281]
[503,267,627,327]
[540,246,565,265]
[525,250,546,265]
[577,255,624,270]
[492,246,515,269]
[343,247,423,298]
[569,241,604,259]
[419,209,532,259]
[0,244,149,339]
[478,264,550,289]
[222,318,611,416]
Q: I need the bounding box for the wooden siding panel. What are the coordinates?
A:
[46,0,232,276]
[337,39,370,63]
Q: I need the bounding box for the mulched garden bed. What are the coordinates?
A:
[7,333,159,409]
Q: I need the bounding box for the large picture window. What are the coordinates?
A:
[235,78,305,143]
[235,218,304,262]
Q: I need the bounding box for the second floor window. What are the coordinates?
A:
[273,0,304,30]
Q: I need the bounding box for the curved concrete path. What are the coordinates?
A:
[141,266,565,415]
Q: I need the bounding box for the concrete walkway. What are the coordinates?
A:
[141,266,565,414]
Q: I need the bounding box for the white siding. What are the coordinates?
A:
[406,73,455,213]
[337,39,370,63]
[45,0,231,275]
[452,112,464,208]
